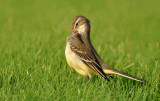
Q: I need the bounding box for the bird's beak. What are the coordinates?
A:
[72,31,74,34]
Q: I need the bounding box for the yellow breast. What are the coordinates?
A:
[65,43,91,76]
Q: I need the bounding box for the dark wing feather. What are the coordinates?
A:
[69,33,108,80]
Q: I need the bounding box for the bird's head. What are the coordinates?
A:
[72,16,90,36]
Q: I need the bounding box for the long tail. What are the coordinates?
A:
[103,67,146,83]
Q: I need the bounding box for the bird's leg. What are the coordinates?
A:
[87,74,92,82]
[85,74,92,83]
[82,74,92,85]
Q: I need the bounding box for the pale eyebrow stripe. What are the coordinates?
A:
[74,18,81,28]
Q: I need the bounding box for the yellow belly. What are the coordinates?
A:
[65,43,95,76]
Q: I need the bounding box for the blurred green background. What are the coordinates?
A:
[0,0,160,100]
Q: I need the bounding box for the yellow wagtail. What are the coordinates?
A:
[65,16,146,83]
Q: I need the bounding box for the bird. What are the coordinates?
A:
[65,15,146,83]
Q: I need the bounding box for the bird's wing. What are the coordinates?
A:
[69,33,108,80]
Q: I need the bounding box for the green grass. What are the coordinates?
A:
[0,0,160,100]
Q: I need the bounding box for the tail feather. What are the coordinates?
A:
[103,68,146,83]
[115,71,146,83]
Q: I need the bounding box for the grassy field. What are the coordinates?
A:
[0,0,160,100]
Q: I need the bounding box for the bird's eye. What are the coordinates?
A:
[76,23,78,26]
